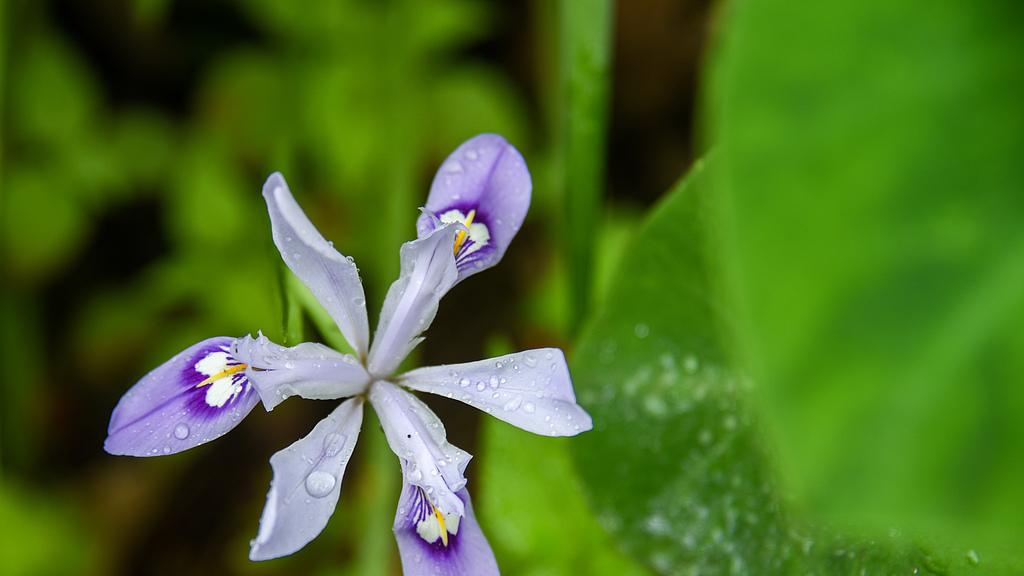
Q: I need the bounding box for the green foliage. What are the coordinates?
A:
[479,421,651,576]
[570,163,958,575]
[4,0,1021,573]
[562,0,613,333]
[0,483,97,576]
[709,0,1024,559]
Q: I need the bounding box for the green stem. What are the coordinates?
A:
[561,0,614,334]
[353,411,398,576]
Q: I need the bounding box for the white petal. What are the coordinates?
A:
[263,173,369,357]
[366,225,461,377]
[249,398,363,561]
[369,381,469,519]
[399,348,593,437]
[233,333,370,411]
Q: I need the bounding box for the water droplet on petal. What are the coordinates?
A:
[476,381,486,391]
[459,378,470,388]
[323,432,346,457]
[305,471,337,498]
[173,423,190,440]
[523,402,536,413]
[503,396,523,412]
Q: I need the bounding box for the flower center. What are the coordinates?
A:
[192,350,250,408]
[451,209,475,255]
[194,363,247,388]
[408,486,461,546]
[440,209,490,261]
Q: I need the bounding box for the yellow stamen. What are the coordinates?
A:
[195,364,247,388]
[451,209,476,255]
[434,506,449,547]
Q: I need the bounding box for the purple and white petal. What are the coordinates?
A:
[250,398,363,561]
[416,134,531,282]
[105,336,258,457]
[369,381,470,520]
[400,348,592,437]
[394,484,499,576]
[263,172,370,357]
[366,225,461,377]
[233,333,370,411]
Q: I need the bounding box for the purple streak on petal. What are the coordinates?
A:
[416,134,531,283]
[233,333,370,411]
[263,172,370,357]
[104,337,259,457]
[369,381,470,519]
[394,485,499,576]
[366,225,461,377]
[250,398,363,561]
[400,348,592,437]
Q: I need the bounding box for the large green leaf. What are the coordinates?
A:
[709,0,1024,557]
[570,163,955,574]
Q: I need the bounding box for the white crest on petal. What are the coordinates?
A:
[205,376,246,408]
[440,209,491,258]
[192,348,249,408]
[404,485,462,546]
[194,350,232,376]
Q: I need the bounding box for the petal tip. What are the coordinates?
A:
[576,411,595,434]
[248,545,273,562]
[102,434,127,456]
[263,171,287,192]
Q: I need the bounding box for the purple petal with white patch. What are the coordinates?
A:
[416,134,531,282]
[394,484,498,576]
[367,225,461,377]
[369,381,470,520]
[250,398,363,561]
[400,348,592,437]
[233,333,370,411]
[105,336,258,457]
[263,172,370,357]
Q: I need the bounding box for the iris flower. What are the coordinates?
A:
[104,134,593,574]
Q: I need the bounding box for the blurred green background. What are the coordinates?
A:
[0,0,699,574]
[2,0,1022,575]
